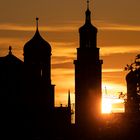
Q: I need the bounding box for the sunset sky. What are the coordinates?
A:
[0,0,140,112]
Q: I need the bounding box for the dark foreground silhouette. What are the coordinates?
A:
[0,1,140,140]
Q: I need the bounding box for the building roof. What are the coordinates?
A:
[24,18,51,56]
[79,4,97,33]
[0,46,23,65]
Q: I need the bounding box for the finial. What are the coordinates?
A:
[9,46,12,55]
[87,0,90,9]
[36,17,39,30]
[85,0,91,23]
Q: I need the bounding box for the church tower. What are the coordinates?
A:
[23,18,54,109]
[74,1,103,128]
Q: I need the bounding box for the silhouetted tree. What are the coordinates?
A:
[125,54,140,71]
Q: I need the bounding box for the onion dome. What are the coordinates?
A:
[24,18,51,62]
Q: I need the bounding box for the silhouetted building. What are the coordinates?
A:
[0,46,24,138]
[2,1,140,140]
[24,17,54,109]
[0,18,71,140]
[74,0,103,135]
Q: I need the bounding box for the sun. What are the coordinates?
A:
[102,98,112,113]
[102,96,125,114]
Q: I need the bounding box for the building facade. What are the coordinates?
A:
[0,18,71,140]
[0,2,105,139]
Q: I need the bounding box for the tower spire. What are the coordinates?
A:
[9,46,12,55]
[85,0,91,24]
[36,17,39,31]
[87,0,90,9]
[68,90,71,109]
[68,90,72,124]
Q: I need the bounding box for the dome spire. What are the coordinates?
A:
[85,0,91,24]
[87,0,90,9]
[9,46,12,55]
[36,17,39,31]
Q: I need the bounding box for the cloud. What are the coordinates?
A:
[52,56,74,62]
[97,21,140,32]
[0,23,78,32]
[52,62,73,69]
[1,20,140,33]
[103,69,123,73]
[100,46,140,56]
[51,42,77,58]
[101,52,140,71]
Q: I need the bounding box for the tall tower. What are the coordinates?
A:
[74,1,103,128]
[23,18,54,109]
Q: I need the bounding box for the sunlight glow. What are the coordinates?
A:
[102,98,112,113]
[101,83,126,113]
[102,97,125,114]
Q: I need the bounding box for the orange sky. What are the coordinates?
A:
[0,0,140,111]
